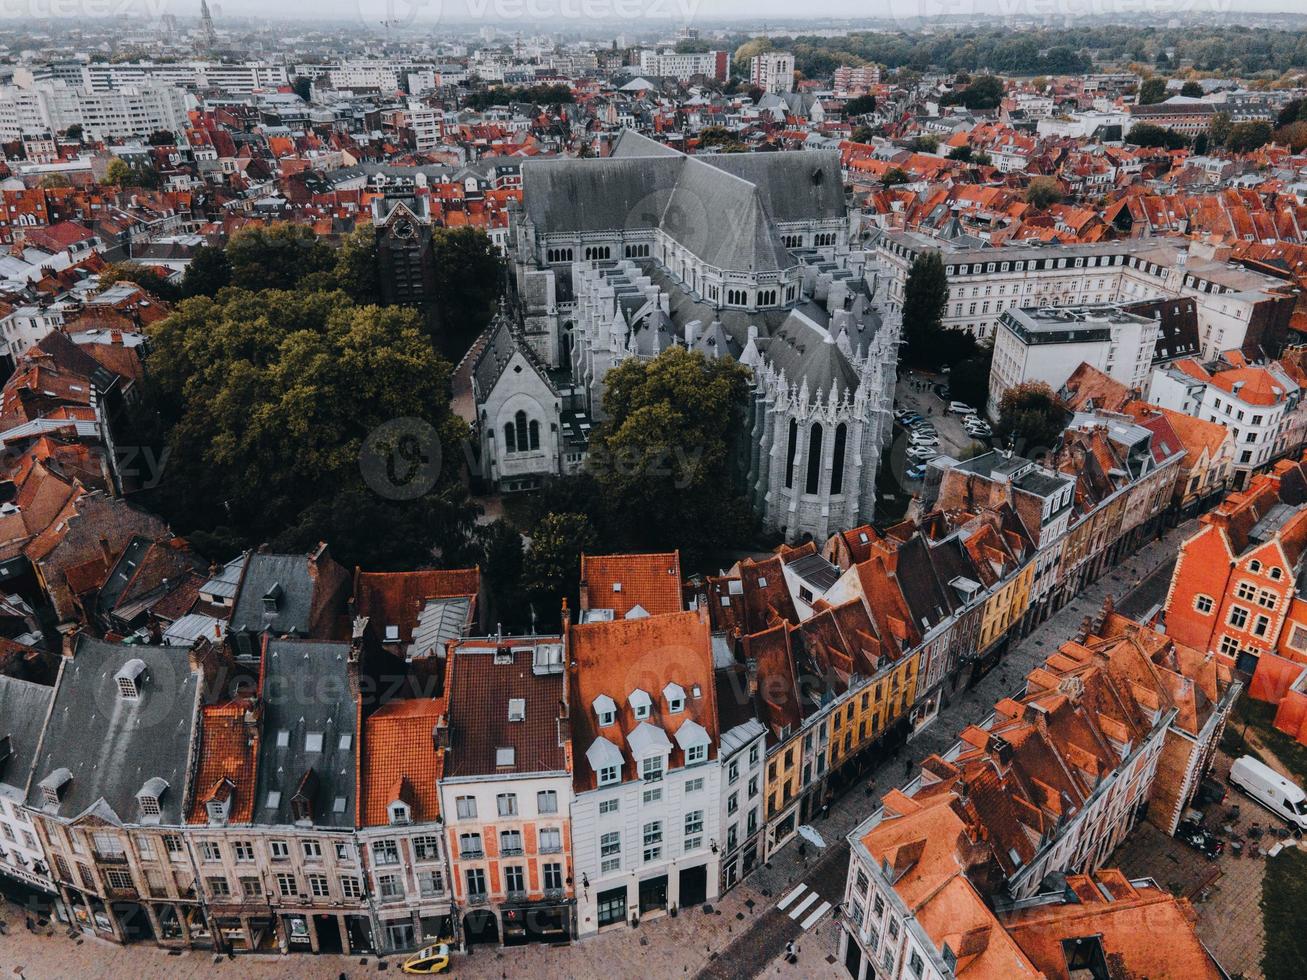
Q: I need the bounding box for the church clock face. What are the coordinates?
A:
[393,218,415,239]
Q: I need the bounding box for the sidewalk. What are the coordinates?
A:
[0,522,1192,980]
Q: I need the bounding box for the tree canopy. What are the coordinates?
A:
[225,223,336,292]
[1025,176,1063,209]
[428,227,504,359]
[995,382,1070,456]
[136,288,475,569]
[587,346,754,566]
[1137,77,1168,105]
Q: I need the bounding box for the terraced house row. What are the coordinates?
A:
[838,608,1240,980]
[0,408,1190,959]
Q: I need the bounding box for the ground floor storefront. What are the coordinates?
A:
[580,858,717,938]
[60,887,211,949]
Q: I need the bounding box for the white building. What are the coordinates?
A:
[750,52,795,94]
[1147,356,1303,489]
[987,304,1160,418]
[0,80,191,141]
[568,612,721,938]
[636,49,728,82]
[0,675,59,913]
[877,232,1294,352]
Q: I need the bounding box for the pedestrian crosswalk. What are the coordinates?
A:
[776,882,833,930]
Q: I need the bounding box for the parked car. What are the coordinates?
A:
[965,423,993,438]
[949,401,975,415]
[905,464,927,481]
[1196,776,1227,808]
[907,446,939,462]
[1229,755,1307,830]
[899,413,923,427]
[910,435,940,449]
[1176,818,1225,860]
[402,944,452,975]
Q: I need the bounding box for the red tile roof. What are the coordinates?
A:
[353,567,480,645]
[360,697,444,827]
[579,551,683,618]
[443,638,569,779]
[187,700,260,825]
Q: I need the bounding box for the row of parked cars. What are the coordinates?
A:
[895,401,991,481]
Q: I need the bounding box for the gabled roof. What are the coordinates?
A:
[443,639,568,779]
[187,700,259,825]
[28,636,200,824]
[0,673,54,796]
[580,551,682,619]
[354,566,480,648]
[360,697,444,826]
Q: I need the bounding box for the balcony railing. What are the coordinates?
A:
[466,892,489,906]
[505,889,529,904]
[500,846,524,857]
[459,849,485,860]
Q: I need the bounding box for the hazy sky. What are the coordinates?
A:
[8,0,1306,24]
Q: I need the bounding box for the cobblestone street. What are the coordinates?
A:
[0,519,1199,980]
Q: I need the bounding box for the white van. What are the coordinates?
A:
[1229,755,1307,830]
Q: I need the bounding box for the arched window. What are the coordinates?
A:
[528,419,540,451]
[514,411,529,453]
[805,423,823,495]
[504,422,517,453]
[785,419,798,489]
[831,423,847,495]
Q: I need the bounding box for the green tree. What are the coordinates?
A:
[137,288,474,569]
[429,227,504,359]
[944,75,1004,110]
[948,349,993,410]
[995,382,1069,455]
[181,245,231,298]
[291,75,312,101]
[844,94,877,116]
[1210,111,1233,146]
[1180,80,1204,97]
[1126,122,1190,149]
[901,252,948,366]
[62,124,83,142]
[851,125,875,144]
[146,129,174,145]
[39,173,71,189]
[1277,121,1307,154]
[948,144,973,161]
[883,167,909,186]
[1025,176,1063,209]
[472,520,527,629]
[97,262,181,302]
[522,512,598,627]
[225,223,335,292]
[1226,120,1273,153]
[910,135,939,153]
[1138,77,1167,104]
[330,225,381,306]
[589,346,753,566]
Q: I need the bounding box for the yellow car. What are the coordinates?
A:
[401,943,452,975]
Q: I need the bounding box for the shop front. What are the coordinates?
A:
[501,899,571,945]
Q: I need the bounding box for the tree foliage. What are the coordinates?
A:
[1025,176,1063,209]
[1179,80,1204,98]
[1226,120,1273,154]
[429,227,504,358]
[181,245,231,298]
[462,84,573,111]
[948,349,993,411]
[844,94,877,116]
[587,346,754,566]
[225,223,336,292]
[995,382,1070,455]
[522,512,598,628]
[941,75,1004,110]
[901,252,948,360]
[1137,77,1167,105]
[98,262,181,302]
[1126,122,1189,149]
[136,288,475,569]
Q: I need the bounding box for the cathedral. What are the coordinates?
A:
[481,130,900,542]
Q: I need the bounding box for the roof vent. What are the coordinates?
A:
[115,658,147,699]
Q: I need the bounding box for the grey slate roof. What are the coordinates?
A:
[229,552,317,636]
[757,308,861,397]
[407,597,471,661]
[252,638,358,829]
[472,314,559,400]
[26,638,199,824]
[522,129,841,273]
[0,674,53,797]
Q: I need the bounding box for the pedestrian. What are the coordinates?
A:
[904,757,912,778]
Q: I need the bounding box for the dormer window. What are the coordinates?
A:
[38,767,71,809]
[263,582,282,613]
[641,756,664,782]
[389,802,411,826]
[136,777,168,822]
[206,799,229,825]
[612,582,623,593]
[384,624,400,642]
[115,658,147,699]
[599,765,620,786]
[629,688,652,720]
[663,682,686,714]
[593,694,617,728]
[508,698,526,722]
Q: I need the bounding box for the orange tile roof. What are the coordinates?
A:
[354,567,480,645]
[359,697,444,827]
[579,551,683,618]
[187,700,260,825]
[1000,872,1221,979]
